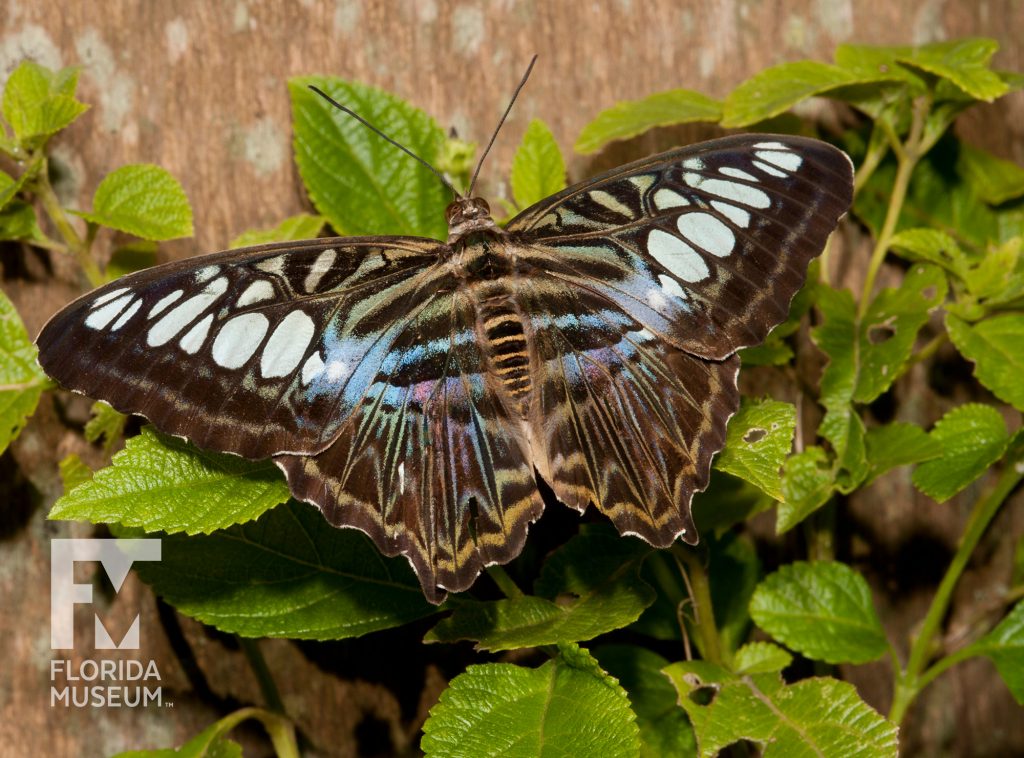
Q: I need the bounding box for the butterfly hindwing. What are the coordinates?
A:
[509,134,853,359]
[37,236,447,458]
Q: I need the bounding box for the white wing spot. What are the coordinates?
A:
[326,360,348,382]
[653,188,689,210]
[256,256,286,275]
[195,265,220,283]
[755,149,802,173]
[628,174,656,193]
[237,280,274,308]
[304,248,337,293]
[179,314,213,354]
[720,167,759,182]
[301,351,325,385]
[91,287,131,308]
[684,171,705,189]
[85,294,133,330]
[110,298,142,331]
[753,159,787,178]
[212,312,269,369]
[682,157,704,170]
[589,190,633,217]
[678,212,736,258]
[698,178,771,208]
[398,462,406,494]
[148,277,229,346]
[149,290,183,318]
[753,141,789,150]
[658,274,688,301]
[261,310,316,378]
[647,229,709,282]
[711,200,751,228]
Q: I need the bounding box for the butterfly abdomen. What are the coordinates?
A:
[478,295,532,404]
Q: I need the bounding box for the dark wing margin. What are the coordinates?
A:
[276,291,544,603]
[36,236,448,459]
[508,134,853,360]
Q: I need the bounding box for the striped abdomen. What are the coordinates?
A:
[479,297,532,405]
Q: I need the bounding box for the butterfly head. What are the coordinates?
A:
[445,197,500,243]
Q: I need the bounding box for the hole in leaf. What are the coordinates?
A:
[868,321,896,344]
[688,684,718,706]
[743,428,767,444]
[921,284,937,300]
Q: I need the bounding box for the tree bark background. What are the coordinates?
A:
[1,1,1021,756]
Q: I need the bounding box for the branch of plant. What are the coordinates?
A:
[672,543,727,667]
[209,706,300,758]
[239,636,288,716]
[889,435,1024,724]
[486,563,525,599]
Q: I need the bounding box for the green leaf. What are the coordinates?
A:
[692,471,775,534]
[812,285,859,472]
[228,213,326,249]
[117,500,437,639]
[77,164,193,241]
[575,89,721,154]
[864,422,943,483]
[0,288,49,454]
[663,663,898,758]
[0,168,28,210]
[510,119,565,210]
[715,398,795,501]
[425,526,653,650]
[422,642,640,758]
[912,404,1009,502]
[947,313,1024,412]
[289,76,448,239]
[708,532,762,656]
[889,228,969,278]
[960,143,1024,205]
[593,645,696,757]
[49,427,289,533]
[898,38,1008,102]
[111,707,292,758]
[733,641,793,674]
[58,453,93,494]
[1,61,89,143]
[856,264,947,403]
[83,400,127,455]
[972,600,1024,703]
[0,200,43,241]
[777,447,834,534]
[749,561,889,664]
[723,60,898,127]
[106,241,158,280]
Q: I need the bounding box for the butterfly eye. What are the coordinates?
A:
[472,198,490,216]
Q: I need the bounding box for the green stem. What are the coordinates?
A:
[889,437,1024,724]
[673,544,726,667]
[852,123,890,198]
[239,637,287,716]
[804,500,836,562]
[208,706,299,758]
[32,154,103,287]
[486,564,524,599]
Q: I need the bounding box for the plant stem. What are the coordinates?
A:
[486,564,524,599]
[672,544,726,667]
[889,436,1024,724]
[240,636,287,716]
[32,154,103,287]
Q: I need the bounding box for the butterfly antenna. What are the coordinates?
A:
[467,54,538,198]
[308,85,460,198]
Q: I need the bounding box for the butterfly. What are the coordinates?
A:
[37,80,852,603]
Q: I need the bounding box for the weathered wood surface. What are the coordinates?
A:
[1,1,1022,755]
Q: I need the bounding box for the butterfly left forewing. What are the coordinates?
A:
[37,236,446,458]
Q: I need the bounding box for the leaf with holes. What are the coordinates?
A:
[593,645,696,757]
[114,500,437,639]
[812,286,861,477]
[77,164,194,241]
[663,662,898,758]
[510,119,565,209]
[422,643,639,757]
[0,288,49,454]
[912,404,1009,502]
[424,526,654,651]
[229,213,326,249]
[289,76,448,239]
[84,400,127,455]
[749,560,889,664]
[715,398,795,501]
[575,89,721,154]
[49,426,289,533]
[947,313,1024,412]
[776,447,835,534]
